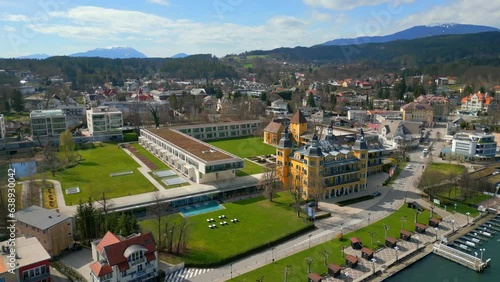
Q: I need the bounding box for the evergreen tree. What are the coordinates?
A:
[11,89,25,112]
[306,93,316,107]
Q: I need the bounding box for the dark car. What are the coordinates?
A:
[371,191,382,197]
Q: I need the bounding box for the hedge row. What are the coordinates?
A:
[51,261,86,282]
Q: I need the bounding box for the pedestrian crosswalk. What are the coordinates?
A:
[165,268,212,282]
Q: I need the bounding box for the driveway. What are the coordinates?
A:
[59,248,93,282]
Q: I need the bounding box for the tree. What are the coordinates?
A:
[76,198,97,245]
[305,257,313,274]
[288,173,304,218]
[11,89,25,112]
[258,164,281,202]
[368,231,376,246]
[147,192,169,250]
[59,129,76,165]
[40,141,61,177]
[175,218,190,254]
[382,223,391,239]
[308,168,325,209]
[148,104,161,128]
[96,192,114,230]
[306,93,316,107]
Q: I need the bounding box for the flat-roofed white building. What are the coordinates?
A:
[86,106,123,141]
[452,132,497,159]
[140,128,244,183]
[174,120,262,141]
[30,109,68,137]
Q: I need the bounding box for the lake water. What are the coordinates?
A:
[386,220,500,282]
[10,161,37,179]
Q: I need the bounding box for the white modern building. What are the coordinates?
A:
[90,232,158,282]
[30,109,68,138]
[265,99,288,115]
[0,237,51,282]
[174,120,262,141]
[0,114,5,139]
[86,106,123,140]
[140,128,244,183]
[452,132,497,159]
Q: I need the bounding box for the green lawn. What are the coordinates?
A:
[232,205,431,282]
[47,143,157,205]
[207,137,275,158]
[129,143,170,170]
[140,192,313,266]
[437,186,491,205]
[421,163,466,184]
[208,137,275,176]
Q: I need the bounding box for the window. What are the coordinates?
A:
[138,264,143,271]
[122,270,127,277]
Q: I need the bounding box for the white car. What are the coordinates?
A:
[405,165,412,169]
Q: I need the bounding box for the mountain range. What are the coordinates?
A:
[69,46,147,59]
[322,23,499,45]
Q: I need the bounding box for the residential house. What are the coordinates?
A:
[461,92,495,113]
[378,120,422,149]
[265,99,288,116]
[263,117,289,146]
[86,106,123,141]
[0,237,51,282]
[400,102,434,127]
[368,110,402,123]
[15,205,74,256]
[90,232,158,282]
[348,110,368,123]
[414,95,449,121]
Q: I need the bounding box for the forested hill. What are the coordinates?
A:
[0,54,238,89]
[243,32,500,65]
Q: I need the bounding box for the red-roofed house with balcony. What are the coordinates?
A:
[90,232,158,282]
[461,92,495,113]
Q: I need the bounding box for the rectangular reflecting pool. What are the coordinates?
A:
[178,201,225,217]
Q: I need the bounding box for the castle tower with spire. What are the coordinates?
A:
[276,126,293,185]
[289,110,307,145]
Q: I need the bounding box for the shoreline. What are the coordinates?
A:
[371,213,495,282]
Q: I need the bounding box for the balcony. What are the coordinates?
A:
[323,168,360,177]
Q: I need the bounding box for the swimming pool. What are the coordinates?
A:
[178,201,225,217]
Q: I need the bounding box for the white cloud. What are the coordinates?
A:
[146,0,169,6]
[2,25,16,32]
[303,0,414,11]
[396,0,500,31]
[311,11,332,22]
[21,6,325,57]
[1,13,30,22]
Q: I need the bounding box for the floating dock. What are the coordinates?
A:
[433,243,489,272]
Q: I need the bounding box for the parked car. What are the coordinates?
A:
[371,191,382,197]
[405,165,412,169]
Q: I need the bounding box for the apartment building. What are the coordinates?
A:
[30,109,68,138]
[15,205,74,256]
[414,95,449,121]
[400,102,434,127]
[0,237,51,282]
[86,106,123,140]
[90,232,157,282]
[173,120,262,141]
[461,92,495,113]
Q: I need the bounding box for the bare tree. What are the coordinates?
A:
[308,168,325,209]
[175,218,190,254]
[258,164,280,202]
[147,192,169,250]
[382,223,391,239]
[288,173,304,218]
[305,257,313,274]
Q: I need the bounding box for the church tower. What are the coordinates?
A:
[352,128,368,191]
[289,110,307,145]
[276,126,292,186]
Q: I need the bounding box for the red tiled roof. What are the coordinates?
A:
[145,252,156,262]
[290,110,307,124]
[415,223,428,229]
[308,273,322,281]
[346,255,358,263]
[328,263,341,272]
[89,261,113,277]
[264,121,283,134]
[97,231,121,253]
[103,233,156,266]
[361,247,374,256]
[350,237,360,243]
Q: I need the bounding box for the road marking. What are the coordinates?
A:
[165,268,213,282]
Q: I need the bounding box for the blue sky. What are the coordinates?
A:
[0,0,499,58]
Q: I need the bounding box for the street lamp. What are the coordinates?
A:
[230,263,234,279]
[466,212,470,225]
[480,248,486,262]
[272,247,276,262]
[434,227,439,241]
[394,246,399,261]
[309,234,312,248]
[284,265,292,282]
[371,258,377,274]
[451,219,455,233]
[368,212,371,224]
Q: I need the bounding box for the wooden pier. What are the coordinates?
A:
[433,243,489,272]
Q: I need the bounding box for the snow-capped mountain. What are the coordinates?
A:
[322,23,499,45]
[69,46,147,58]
